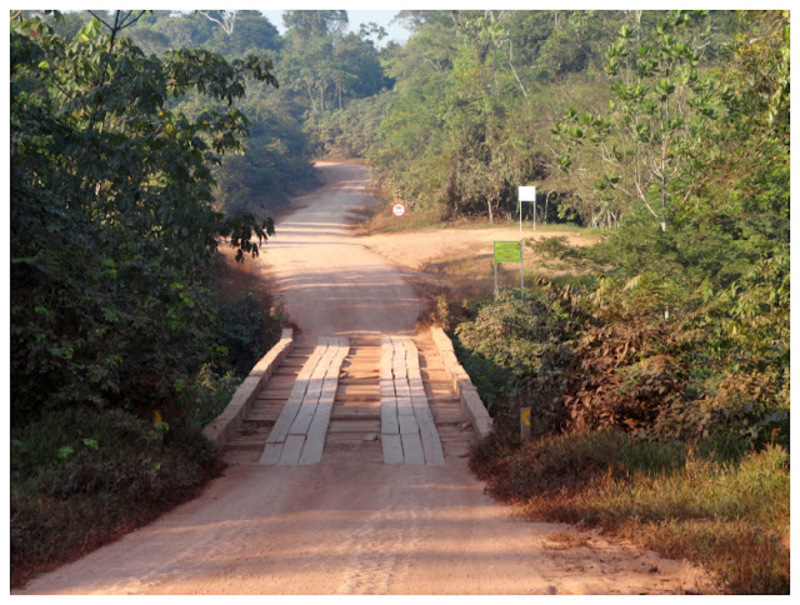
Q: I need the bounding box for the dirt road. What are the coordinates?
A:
[260,163,423,344]
[15,163,715,595]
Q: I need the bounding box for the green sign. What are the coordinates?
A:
[494,241,522,263]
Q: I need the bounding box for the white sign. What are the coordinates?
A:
[392,203,406,217]
[518,186,537,201]
[518,186,537,231]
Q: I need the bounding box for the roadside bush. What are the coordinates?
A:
[454,287,587,435]
[305,91,395,159]
[563,307,686,435]
[10,406,224,588]
[211,248,283,379]
[215,291,281,377]
[533,438,789,594]
[180,363,243,430]
[10,15,275,427]
[471,428,686,502]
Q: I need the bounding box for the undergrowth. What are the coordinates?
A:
[10,407,225,588]
[11,251,282,589]
[455,248,788,594]
[470,427,789,594]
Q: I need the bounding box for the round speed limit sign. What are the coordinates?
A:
[392,203,406,217]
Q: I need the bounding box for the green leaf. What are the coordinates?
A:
[77,16,103,41]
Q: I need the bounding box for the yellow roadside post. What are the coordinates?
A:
[520,406,531,440]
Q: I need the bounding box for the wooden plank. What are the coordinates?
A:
[400,432,425,464]
[412,401,437,428]
[266,385,306,444]
[394,379,412,397]
[380,335,394,379]
[379,378,395,399]
[332,406,381,419]
[299,406,330,465]
[396,396,415,416]
[258,443,283,466]
[260,342,329,464]
[399,413,419,435]
[409,384,427,404]
[380,337,399,437]
[411,390,445,465]
[418,420,445,465]
[403,335,445,465]
[288,341,336,435]
[379,334,445,465]
[277,434,306,465]
[265,343,327,445]
[382,433,404,464]
[299,341,349,465]
[294,337,349,465]
[329,420,381,432]
[288,399,318,436]
[392,336,408,381]
[381,395,399,434]
[337,384,379,398]
[403,338,422,379]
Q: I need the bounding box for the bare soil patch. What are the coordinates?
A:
[355,222,600,314]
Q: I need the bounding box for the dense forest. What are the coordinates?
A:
[10,9,789,592]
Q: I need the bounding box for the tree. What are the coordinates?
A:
[136,12,216,53]
[208,10,281,57]
[198,10,237,35]
[536,11,620,79]
[282,10,348,41]
[372,10,545,222]
[10,12,278,423]
[681,10,789,241]
[553,11,725,231]
[277,12,385,116]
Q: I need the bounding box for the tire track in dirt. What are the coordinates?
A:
[333,484,421,594]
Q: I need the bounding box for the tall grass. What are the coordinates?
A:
[471,429,790,594]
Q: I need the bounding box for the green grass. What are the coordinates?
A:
[470,428,790,594]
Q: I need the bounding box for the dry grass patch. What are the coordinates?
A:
[472,429,789,594]
[544,531,592,550]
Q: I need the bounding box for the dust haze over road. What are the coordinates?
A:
[14,163,715,595]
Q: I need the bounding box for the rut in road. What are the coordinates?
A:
[223,331,476,467]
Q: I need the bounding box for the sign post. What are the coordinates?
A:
[520,407,531,441]
[493,241,523,297]
[518,186,537,232]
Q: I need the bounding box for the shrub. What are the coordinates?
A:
[10,407,224,588]
[563,309,686,435]
[471,428,686,502]
[454,287,587,434]
[181,363,242,429]
[214,291,281,377]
